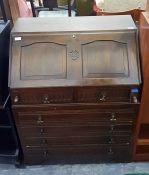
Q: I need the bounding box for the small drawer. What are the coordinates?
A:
[11,88,73,105]
[77,87,136,103]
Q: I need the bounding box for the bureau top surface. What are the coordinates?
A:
[12,16,136,34]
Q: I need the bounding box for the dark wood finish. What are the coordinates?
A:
[13,105,137,126]
[24,144,130,165]
[11,86,139,105]
[133,12,149,161]
[9,17,140,88]
[9,17,141,165]
[24,135,131,147]
[11,16,137,33]
[12,103,137,164]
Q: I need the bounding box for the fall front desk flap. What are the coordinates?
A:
[9,16,141,88]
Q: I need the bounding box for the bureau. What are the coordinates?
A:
[9,16,141,165]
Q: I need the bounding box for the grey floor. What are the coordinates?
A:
[0,162,149,175]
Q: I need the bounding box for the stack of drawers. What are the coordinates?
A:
[11,86,139,164]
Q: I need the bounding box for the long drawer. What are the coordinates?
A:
[23,145,131,165]
[13,104,138,127]
[10,86,139,105]
[23,135,131,148]
[16,110,135,127]
[19,124,133,138]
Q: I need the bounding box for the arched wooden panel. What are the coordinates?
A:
[82,40,129,78]
[20,42,67,80]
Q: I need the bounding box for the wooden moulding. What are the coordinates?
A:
[133,12,149,161]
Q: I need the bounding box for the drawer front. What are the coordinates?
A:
[24,145,108,165]
[20,124,133,138]
[17,110,135,127]
[11,86,140,105]
[77,87,131,103]
[23,145,130,165]
[23,135,131,148]
[11,88,74,105]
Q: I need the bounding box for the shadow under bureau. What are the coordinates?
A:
[9,16,141,165]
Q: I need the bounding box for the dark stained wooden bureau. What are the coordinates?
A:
[9,16,141,165]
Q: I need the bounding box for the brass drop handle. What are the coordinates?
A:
[72,34,76,39]
[130,88,139,103]
[43,151,48,157]
[42,94,50,104]
[40,128,44,134]
[14,96,19,103]
[42,139,47,144]
[37,116,44,125]
[108,148,114,155]
[132,96,138,103]
[99,94,106,102]
[110,125,114,131]
[110,113,117,121]
[109,138,114,144]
